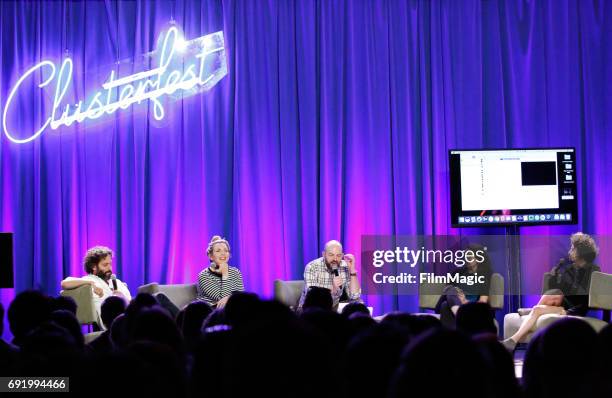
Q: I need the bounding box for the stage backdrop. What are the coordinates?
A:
[1,0,610,330]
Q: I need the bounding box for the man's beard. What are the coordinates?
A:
[325,260,340,269]
[97,270,112,281]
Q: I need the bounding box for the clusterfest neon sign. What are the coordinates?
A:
[2,26,227,144]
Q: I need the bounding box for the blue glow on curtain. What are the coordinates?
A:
[1,1,610,338]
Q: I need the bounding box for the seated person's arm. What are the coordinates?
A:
[345,254,361,300]
[61,277,104,297]
[61,277,94,290]
[548,264,566,290]
[347,283,362,301]
[234,270,245,292]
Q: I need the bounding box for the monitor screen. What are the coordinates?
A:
[449,148,578,227]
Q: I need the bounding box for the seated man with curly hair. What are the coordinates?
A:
[502,232,600,351]
[61,246,131,329]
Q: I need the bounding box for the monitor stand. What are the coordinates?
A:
[504,225,522,313]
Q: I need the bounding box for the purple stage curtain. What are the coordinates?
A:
[1,0,610,333]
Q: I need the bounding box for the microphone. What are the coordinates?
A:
[110,274,118,290]
[331,266,342,290]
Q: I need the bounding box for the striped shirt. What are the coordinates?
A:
[298,257,361,310]
[197,265,244,307]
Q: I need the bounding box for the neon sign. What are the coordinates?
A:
[2,27,227,144]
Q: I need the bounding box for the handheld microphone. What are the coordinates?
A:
[111,274,118,290]
[332,266,342,290]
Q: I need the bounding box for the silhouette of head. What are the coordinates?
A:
[456,302,496,336]
[303,286,333,311]
[7,290,52,346]
[101,295,127,329]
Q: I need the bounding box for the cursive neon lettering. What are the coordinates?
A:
[2,27,227,144]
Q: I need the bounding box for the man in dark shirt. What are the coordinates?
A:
[549,259,600,316]
[503,232,600,351]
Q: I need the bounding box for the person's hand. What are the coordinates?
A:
[211,262,229,278]
[332,276,343,291]
[551,264,562,276]
[92,284,104,298]
[220,262,229,279]
[344,253,356,273]
[457,289,467,304]
[216,296,230,309]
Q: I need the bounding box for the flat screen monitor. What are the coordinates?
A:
[449,148,578,227]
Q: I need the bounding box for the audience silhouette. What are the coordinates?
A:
[1,289,610,397]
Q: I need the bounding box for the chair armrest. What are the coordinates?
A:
[137,283,160,295]
[517,308,533,316]
[489,273,504,310]
[541,272,554,294]
[418,282,445,310]
[61,284,93,298]
[137,283,198,309]
[589,271,612,311]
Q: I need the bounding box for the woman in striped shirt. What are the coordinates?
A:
[197,235,244,308]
